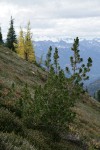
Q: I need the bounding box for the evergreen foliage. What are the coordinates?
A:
[33,48,80,133]
[6,16,17,52]
[66,37,92,86]
[16,83,33,118]
[0,27,3,44]
[45,46,52,71]
[34,67,76,131]
[33,38,92,134]
[53,47,60,74]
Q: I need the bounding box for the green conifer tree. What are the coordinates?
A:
[34,67,76,132]
[53,47,60,74]
[66,37,92,86]
[16,83,32,118]
[34,49,79,136]
[6,16,17,52]
[45,46,52,71]
[0,27,3,44]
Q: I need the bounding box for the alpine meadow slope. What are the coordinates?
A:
[0,45,100,150]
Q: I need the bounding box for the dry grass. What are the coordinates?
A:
[0,46,47,95]
[69,94,100,149]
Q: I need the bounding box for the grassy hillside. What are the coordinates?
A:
[0,45,100,150]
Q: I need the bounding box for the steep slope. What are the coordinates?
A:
[0,45,100,150]
[88,79,100,96]
[0,45,47,93]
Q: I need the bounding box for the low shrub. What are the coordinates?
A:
[0,108,24,135]
[0,132,36,150]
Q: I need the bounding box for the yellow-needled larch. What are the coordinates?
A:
[16,27,25,59]
[24,22,36,62]
[15,22,35,62]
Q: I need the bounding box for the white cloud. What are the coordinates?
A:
[0,0,100,39]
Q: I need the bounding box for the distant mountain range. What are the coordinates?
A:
[88,78,100,96]
[34,38,100,94]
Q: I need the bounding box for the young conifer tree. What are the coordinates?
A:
[45,46,52,71]
[0,27,3,44]
[53,47,60,74]
[33,49,79,136]
[16,27,25,59]
[66,37,92,86]
[24,22,35,62]
[6,16,17,52]
[34,63,76,133]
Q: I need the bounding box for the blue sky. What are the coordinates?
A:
[0,0,100,40]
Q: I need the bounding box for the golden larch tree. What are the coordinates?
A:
[15,22,36,62]
[24,22,36,62]
[16,27,25,59]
